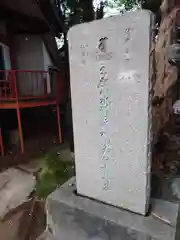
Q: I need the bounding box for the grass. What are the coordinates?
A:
[35,145,75,199]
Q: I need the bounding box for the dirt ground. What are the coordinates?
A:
[0,132,73,240]
[0,201,46,240]
[0,106,72,239]
[0,105,70,172]
[0,132,60,172]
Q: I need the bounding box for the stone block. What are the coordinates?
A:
[160,176,180,202]
[0,168,36,219]
[151,198,179,227]
[68,10,154,215]
[36,231,54,240]
[46,178,180,240]
[18,159,41,174]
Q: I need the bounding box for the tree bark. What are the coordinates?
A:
[79,0,95,22]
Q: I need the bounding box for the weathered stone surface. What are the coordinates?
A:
[18,159,41,174]
[173,100,180,115]
[0,208,25,240]
[46,178,179,240]
[37,231,54,240]
[152,175,180,202]
[56,148,75,162]
[151,199,179,227]
[0,168,36,219]
[68,10,154,215]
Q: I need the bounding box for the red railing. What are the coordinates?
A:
[0,70,66,102]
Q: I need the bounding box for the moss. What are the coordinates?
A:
[35,146,75,199]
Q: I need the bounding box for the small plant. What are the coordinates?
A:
[36,147,75,199]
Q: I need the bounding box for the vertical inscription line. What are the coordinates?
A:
[98,60,113,191]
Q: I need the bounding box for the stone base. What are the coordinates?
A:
[36,231,53,240]
[46,178,180,240]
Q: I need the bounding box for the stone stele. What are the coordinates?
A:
[68,10,154,215]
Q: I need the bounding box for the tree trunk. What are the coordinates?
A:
[79,0,94,22]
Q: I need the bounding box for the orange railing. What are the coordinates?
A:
[0,70,67,103]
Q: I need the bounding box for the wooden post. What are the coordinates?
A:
[16,107,24,153]
[0,128,4,156]
[56,104,62,144]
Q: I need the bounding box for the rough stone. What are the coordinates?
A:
[151,198,179,227]
[36,231,54,240]
[0,208,25,240]
[68,10,154,215]
[17,159,41,174]
[0,168,36,219]
[56,148,75,162]
[154,176,180,202]
[46,178,179,240]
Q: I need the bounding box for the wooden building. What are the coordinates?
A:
[0,0,67,155]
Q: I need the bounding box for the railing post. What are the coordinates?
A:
[0,127,4,156]
[13,70,24,153]
[56,103,62,144]
[48,71,53,96]
[12,70,19,101]
[16,107,25,154]
[44,72,48,96]
[55,71,59,103]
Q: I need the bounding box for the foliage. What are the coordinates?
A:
[105,0,161,11]
[57,0,162,41]
[56,0,104,34]
[54,0,105,71]
[57,0,161,61]
[119,0,139,10]
[104,0,139,11]
[104,0,162,23]
[36,147,75,199]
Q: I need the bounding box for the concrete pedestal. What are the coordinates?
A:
[46,178,180,240]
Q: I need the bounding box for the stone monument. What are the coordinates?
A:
[68,10,153,215]
[45,10,180,240]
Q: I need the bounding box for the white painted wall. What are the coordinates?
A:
[0,23,54,96]
[42,42,53,93]
[0,21,11,71]
[42,42,53,71]
[14,35,54,96]
[15,35,44,71]
[0,43,11,70]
